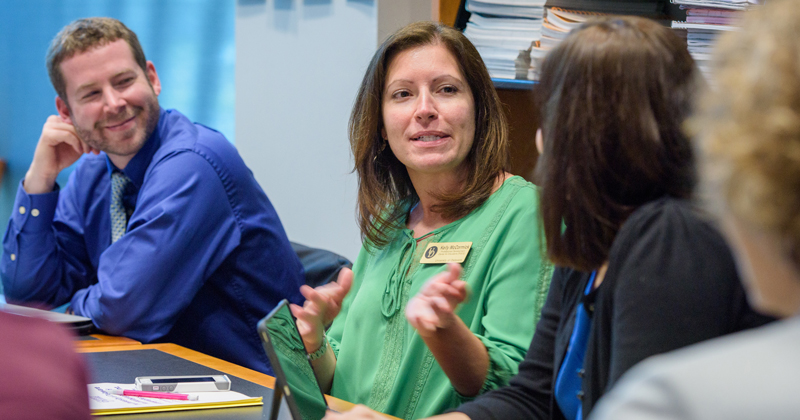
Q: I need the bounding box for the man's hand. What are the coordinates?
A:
[24,115,98,194]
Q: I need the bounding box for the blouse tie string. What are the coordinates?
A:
[381,231,417,318]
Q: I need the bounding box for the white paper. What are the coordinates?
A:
[88,383,257,411]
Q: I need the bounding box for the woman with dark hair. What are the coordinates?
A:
[291,21,552,419]
[323,15,770,420]
[592,2,800,418]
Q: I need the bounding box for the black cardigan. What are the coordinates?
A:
[457,198,773,420]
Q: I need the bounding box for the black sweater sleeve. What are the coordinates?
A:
[455,199,773,420]
[603,199,773,389]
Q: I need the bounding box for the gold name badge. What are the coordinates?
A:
[420,242,473,264]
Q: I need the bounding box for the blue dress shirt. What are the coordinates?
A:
[1,108,304,374]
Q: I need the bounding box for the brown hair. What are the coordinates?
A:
[350,21,509,249]
[693,0,800,267]
[535,16,699,271]
[46,17,147,102]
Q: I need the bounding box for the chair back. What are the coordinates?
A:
[290,242,352,288]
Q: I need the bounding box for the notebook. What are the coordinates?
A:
[258,299,330,420]
[1,303,94,334]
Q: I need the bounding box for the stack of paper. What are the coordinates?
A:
[527,7,608,77]
[88,383,263,415]
[670,0,761,80]
[463,0,546,80]
[545,0,664,15]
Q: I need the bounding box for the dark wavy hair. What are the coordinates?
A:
[535,16,700,271]
[350,21,509,248]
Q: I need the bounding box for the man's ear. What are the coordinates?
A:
[55,96,73,124]
[146,61,162,96]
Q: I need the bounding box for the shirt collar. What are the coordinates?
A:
[105,107,166,188]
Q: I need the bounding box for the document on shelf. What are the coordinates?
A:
[88,383,263,416]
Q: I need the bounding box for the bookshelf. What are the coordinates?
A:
[492,78,536,91]
[443,1,692,183]
[497,87,540,182]
[441,0,543,181]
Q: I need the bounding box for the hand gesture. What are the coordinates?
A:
[323,405,385,420]
[406,263,468,338]
[24,115,98,194]
[290,267,353,353]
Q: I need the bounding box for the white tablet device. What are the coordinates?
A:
[134,375,231,392]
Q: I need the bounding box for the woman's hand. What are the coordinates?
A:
[323,405,384,420]
[290,267,353,353]
[406,263,468,337]
[323,405,471,420]
[406,263,488,396]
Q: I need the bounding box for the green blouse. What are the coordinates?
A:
[328,176,553,419]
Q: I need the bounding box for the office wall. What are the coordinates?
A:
[236,0,434,260]
[235,0,361,260]
[377,0,433,44]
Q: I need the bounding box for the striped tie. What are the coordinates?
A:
[110,171,131,243]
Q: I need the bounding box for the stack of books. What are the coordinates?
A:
[506,0,665,80]
[528,7,606,78]
[545,0,664,15]
[463,0,546,80]
[671,0,760,80]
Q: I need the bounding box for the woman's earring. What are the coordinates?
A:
[374,139,387,162]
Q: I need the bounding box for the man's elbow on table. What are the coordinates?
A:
[71,287,174,341]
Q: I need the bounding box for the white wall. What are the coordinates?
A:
[377,0,434,44]
[236,0,432,260]
[236,0,375,260]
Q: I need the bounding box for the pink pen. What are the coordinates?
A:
[109,389,199,401]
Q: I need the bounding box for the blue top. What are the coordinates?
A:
[1,108,304,374]
[554,271,596,420]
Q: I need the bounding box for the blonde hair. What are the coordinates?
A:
[692,0,800,266]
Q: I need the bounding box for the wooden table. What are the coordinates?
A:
[74,333,141,348]
[78,343,359,418]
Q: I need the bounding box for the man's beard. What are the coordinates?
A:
[74,92,160,160]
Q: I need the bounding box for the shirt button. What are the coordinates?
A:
[577,369,585,378]
[18,206,26,215]
[31,209,40,217]
[577,391,584,401]
[10,254,15,261]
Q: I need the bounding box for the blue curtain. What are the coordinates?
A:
[0,0,235,296]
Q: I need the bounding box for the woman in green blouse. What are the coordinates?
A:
[291,21,552,419]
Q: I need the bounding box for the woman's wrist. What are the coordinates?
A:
[309,333,329,361]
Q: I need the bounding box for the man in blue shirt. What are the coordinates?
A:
[0,17,304,375]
